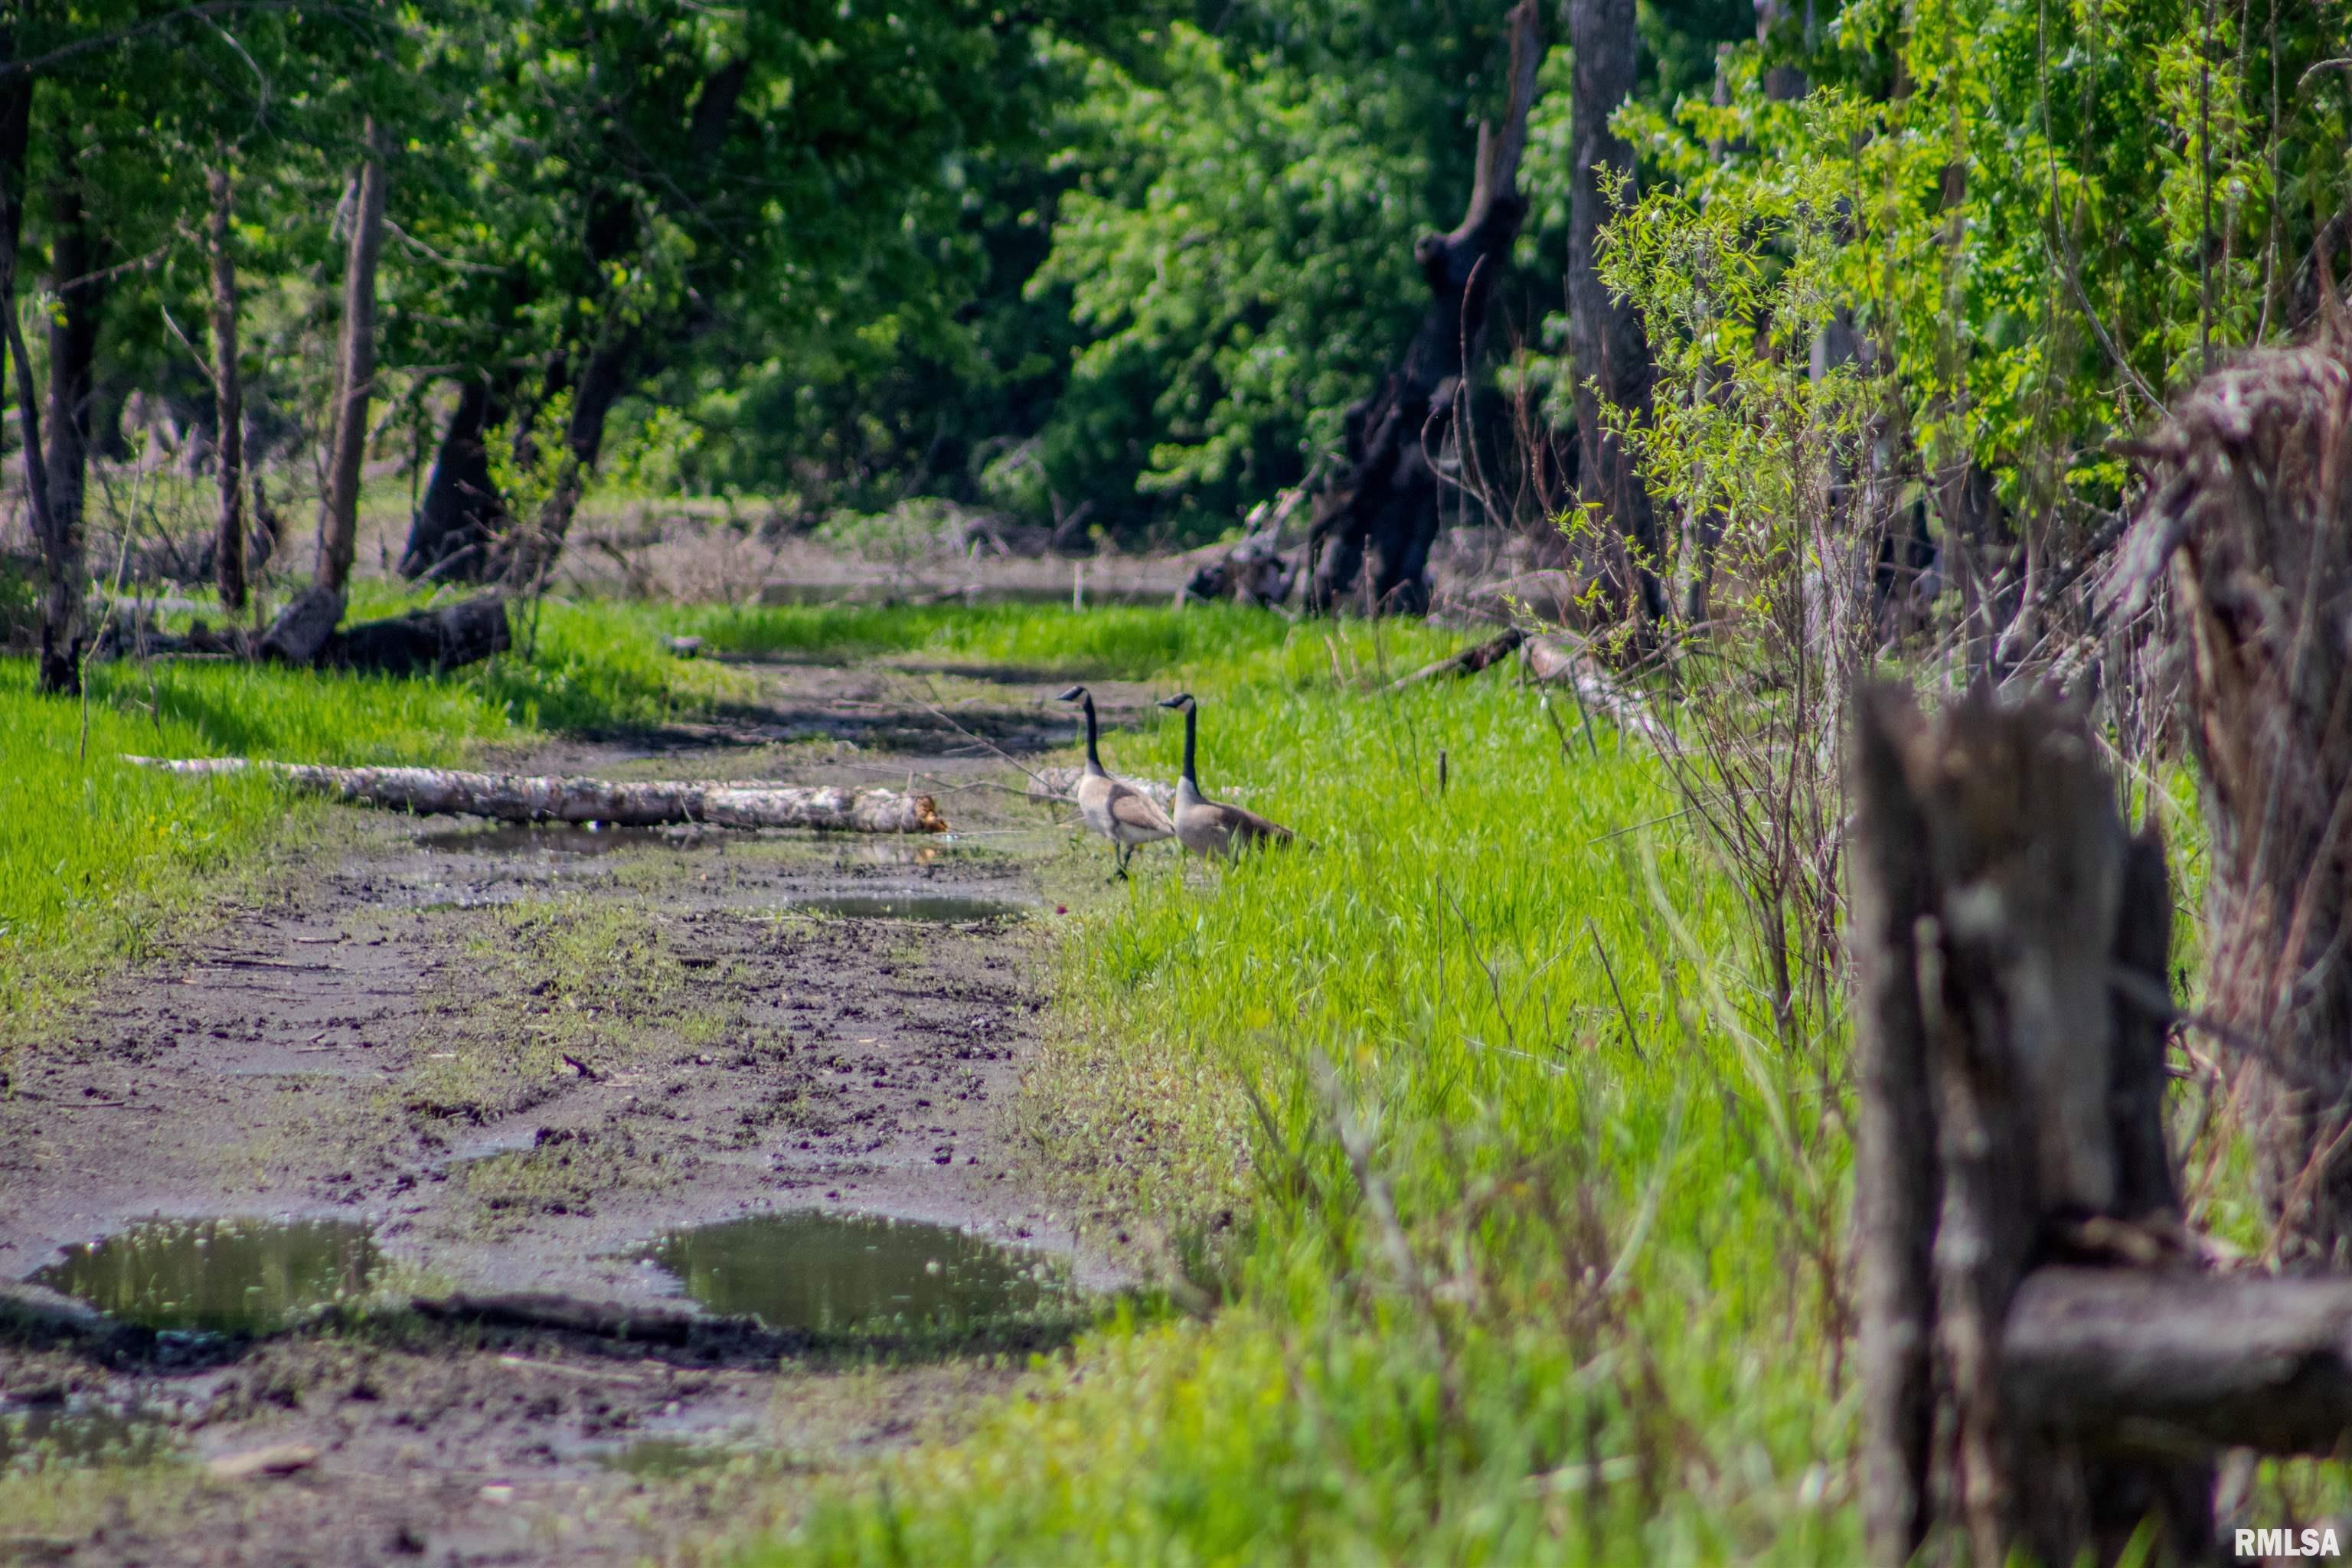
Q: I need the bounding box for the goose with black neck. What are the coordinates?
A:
[1158,692,1295,859]
[1056,684,1174,879]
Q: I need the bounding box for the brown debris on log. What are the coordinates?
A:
[1184,482,1313,607]
[2103,338,2352,1265]
[124,757,949,834]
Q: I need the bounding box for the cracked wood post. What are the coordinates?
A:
[1850,686,2210,1566]
[122,759,948,834]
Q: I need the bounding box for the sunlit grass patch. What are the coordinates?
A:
[684,600,1309,681]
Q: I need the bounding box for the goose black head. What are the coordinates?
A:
[1157,693,1196,710]
[1056,685,1088,703]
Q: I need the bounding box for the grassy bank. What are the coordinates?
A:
[0,598,753,1024]
[744,619,1859,1563]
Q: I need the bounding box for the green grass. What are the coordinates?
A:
[746,619,1861,1564]
[685,599,1299,681]
[0,592,2313,1557]
[0,656,509,1018]
[0,594,751,1025]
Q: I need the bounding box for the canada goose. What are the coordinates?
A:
[1056,684,1174,879]
[1156,693,1295,859]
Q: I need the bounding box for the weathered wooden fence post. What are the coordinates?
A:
[1851,686,2209,1566]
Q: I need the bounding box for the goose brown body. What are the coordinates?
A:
[1158,694,1295,860]
[1057,686,1173,877]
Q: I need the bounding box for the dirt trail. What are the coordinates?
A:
[0,662,1160,1566]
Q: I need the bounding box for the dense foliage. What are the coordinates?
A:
[2,0,2344,559]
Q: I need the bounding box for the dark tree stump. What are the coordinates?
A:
[1300,0,1540,616]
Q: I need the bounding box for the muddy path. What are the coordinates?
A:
[0,662,1166,1566]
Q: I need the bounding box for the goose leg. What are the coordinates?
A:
[1110,844,1130,882]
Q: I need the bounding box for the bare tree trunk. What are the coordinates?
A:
[35,151,104,695]
[0,25,56,691]
[207,158,246,612]
[265,119,387,664]
[399,373,510,582]
[1566,0,1662,622]
[501,332,634,592]
[1299,0,1542,616]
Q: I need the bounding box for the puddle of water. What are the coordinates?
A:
[417,823,712,856]
[649,1213,1066,1331]
[0,1400,168,1472]
[788,893,1029,923]
[31,1218,380,1335]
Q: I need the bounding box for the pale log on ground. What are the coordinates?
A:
[125,758,948,833]
[1521,635,1666,743]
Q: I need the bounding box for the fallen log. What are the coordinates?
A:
[1387,626,1524,691]
[328,595,509,675]
[2005,1266,2352,1456]
[410,1292,703,1345]
[92,595,510,677]
[1522,635,1667,743]
[126,757,949,833]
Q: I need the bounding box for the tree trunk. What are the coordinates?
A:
[207,158,247,612]
[264,119,387,664]
[1301,0,1542,616]
[501,333,634,592]
[38,152,104,695]
[0,26,56,693]
[125,757,950,835]
[1565,0,1663,622]
[399,374,509,582]
[2102,341,2352,1266]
